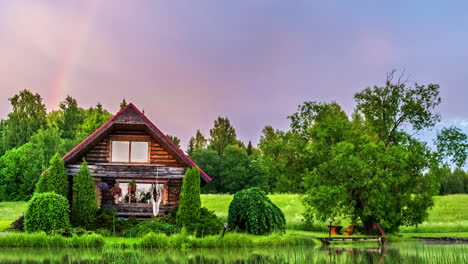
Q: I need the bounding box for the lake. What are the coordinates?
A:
[0,241,467,263]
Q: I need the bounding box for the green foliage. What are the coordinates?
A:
[58,96,85,139]
[2,90,47,153]
[120,98,128,110]
[209,117,237,155]
[187,129,208,155]
[246,141,253,156]
[123,221,177,237]
[228,187,286,235]
[220,145,250,193]
[191,149,222,193]
[77,103,112,140]
[354,71,441,147]
[444,168,466,194]
[35,153,69,198]
[189,207,223,237]
[176,167,201,228]
[166,134,181,147]
[71,160,97,229]
[436,126,468,167]
[24,192,70,233]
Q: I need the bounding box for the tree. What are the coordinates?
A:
[209,117,237,155]
[302,74,467,233]
[58,96,85,139]
[24,192,70,233]
[166,134,181,147]
[220,145,250,193]
[190,149,222,193]
[71,160,97,228]
[436,127,468,167]
[354,70,441,147]
[35,153,69,198]
[246,141,253,156]
[176,167,201,229]
[228,187,285,235]
[78,103,112,140]
[444,168,466,194]
[120,98,128,110]
[3,90,46,151]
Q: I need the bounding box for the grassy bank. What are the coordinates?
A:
[0,232,316,249]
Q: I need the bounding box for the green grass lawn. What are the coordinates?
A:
[1,194,468,235]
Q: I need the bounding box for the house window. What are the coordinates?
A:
[111,141,149,163]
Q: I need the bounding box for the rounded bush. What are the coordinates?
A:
[24,192,71,233]
[228,187,286,235]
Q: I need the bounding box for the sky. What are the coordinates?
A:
[0,0,467,151]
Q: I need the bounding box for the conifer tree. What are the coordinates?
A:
[246,141,253,156]
[36,153,69,198]
[71,160,97,228]
[176,167,201,228]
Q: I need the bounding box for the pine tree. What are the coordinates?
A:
[166,134,181,147]
[187,137,195,156]
[120,98,128,110]
[71,160,97,228]
[209,117,237,155]
[246,141,253,156]
[176,167,201,228]
[36,153,69,198]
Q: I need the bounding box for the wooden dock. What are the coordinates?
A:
[315,236,384,245]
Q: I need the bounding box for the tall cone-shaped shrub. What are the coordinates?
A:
[36,153,69,198]
[71,160,97,228]
[176,167,201,228]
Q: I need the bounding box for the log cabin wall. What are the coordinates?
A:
[83,129,184,167]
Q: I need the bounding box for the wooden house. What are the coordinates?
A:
[62,104,211,217]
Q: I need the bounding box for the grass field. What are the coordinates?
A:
[1,194,467,234]
[202,194,468,234]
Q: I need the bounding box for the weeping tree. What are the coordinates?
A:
[71,160,97,228]
[176,167,201,228]
[35,153,69,198]
[228,187,285,235]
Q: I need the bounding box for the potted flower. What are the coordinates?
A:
[98,182,109,190]
[127,181,137,203]
[109,185,122,204]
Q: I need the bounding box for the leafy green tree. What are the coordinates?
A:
[190,149,222,193]
[436,127,468,167]
[176,167,201,228]
[166,134,181,147]
[219,145,250,193]
[228,187,285,235]
[427,164,452,195]
[444,168,466,194]
[258,126,307,193]
[187,130,208,155]
[58,96,85,139]
[24,192,70,233]
[209,117,237,155]
[354,70,441,147]
[36,153,69,198]
[302,74,467,233]
[78,103,112,140]
[71,160,97,228]
[3,89,46,151]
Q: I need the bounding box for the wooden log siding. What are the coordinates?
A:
[66,164,186,179]
[82,131,184,167]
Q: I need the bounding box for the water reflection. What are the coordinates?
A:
[0,242,467,263]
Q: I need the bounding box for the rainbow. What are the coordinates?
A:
[49,0,102,108]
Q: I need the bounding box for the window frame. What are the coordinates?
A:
[110,138,150,164]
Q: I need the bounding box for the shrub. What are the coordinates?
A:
[228,187,285,235]
[0,232,104,248]
[189,207,223,237]
[35,153,69,198]
[176,167,201,228]
[24,192,71,233]
[71,160,97,229]
[123,221,177,237]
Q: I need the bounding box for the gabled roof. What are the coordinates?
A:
[62,103,211,182]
